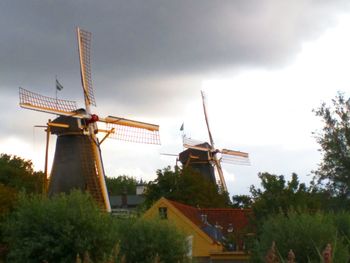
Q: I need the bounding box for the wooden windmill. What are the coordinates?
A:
[179,91,249,192]
[19,28,160,212]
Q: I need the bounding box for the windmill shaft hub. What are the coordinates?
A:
[87,114,99,124]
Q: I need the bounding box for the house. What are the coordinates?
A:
[109,182,147,217]
[143,197,253,263]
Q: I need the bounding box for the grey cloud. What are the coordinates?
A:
[1,0,349,114]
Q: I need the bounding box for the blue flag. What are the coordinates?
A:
[56,79,63,91]
[180,123,184,131]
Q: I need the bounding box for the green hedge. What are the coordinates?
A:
[116,218,190,263]
[2,191,191,263]
[251,211,350,263]
[3,191,118,263]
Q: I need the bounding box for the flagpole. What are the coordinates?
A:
[55,75,58,110]
[180,122,185,150]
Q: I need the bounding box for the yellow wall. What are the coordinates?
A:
[143,198,222,257]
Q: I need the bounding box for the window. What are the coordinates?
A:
[186,235,193,257]
[158,207,168,219]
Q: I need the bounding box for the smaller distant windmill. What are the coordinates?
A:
[179,91,249,192]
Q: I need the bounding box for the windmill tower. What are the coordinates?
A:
[179,91,249,192]
[19,28,160,212]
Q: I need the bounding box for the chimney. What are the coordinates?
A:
[227,223,234,233]
[201,214,208,224]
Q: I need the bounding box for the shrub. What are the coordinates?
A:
[3,191,118,263]
[251,211,350,262]
[117,218,190,263]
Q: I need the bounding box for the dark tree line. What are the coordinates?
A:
[144,166,231,209]
[105,175,137,195]
[0,154,44,216]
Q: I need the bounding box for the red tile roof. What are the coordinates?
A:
[168,199,253,234]
[169,199,203,226]
[201,208,252,234]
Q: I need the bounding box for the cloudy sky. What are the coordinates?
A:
[1,0,350,196]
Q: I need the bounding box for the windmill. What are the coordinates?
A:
[19,28,160,212]
[179,91,249,192]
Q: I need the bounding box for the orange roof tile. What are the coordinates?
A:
[168,199,203,227]
[201,208,252,234]
[168,199,253,234]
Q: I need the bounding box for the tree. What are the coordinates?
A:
[0,154,44,194]
[314,92,350,198]
[231,194,253,209]
[0,184,17,217]
[106,175,137,195]
[144,166,231,209]
[0,154,44,218]
[249,172,321,220]
[3,191,118,263]
[117,218,190,263]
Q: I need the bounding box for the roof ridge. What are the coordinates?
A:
[167,198,252,212]
[168,199,199,210]
[201,208,252,211]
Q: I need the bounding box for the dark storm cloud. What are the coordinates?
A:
[1,0,349,113]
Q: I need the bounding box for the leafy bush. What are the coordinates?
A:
[117,218,190,263]
[0,184,17,217]
[251,211,350,263]
[3,191,118,263]
[0,153,44,194]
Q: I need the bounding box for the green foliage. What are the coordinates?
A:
[3,191,118,263]
[117,218,190,263]
[231,194,253,208]
[0,184,17,217]
[144,166,231,209]
[0,153,44,194]
[250,172,322,220]
[314,92,350,198]
[334,211,350,239]
[251,211,350,263]
[106,175,137,195]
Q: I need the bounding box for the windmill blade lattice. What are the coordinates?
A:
[183,136,209,150]
[106,122,160,144]
[19,87,78,115]
[221,149,250,165]
[77,28,96,106]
